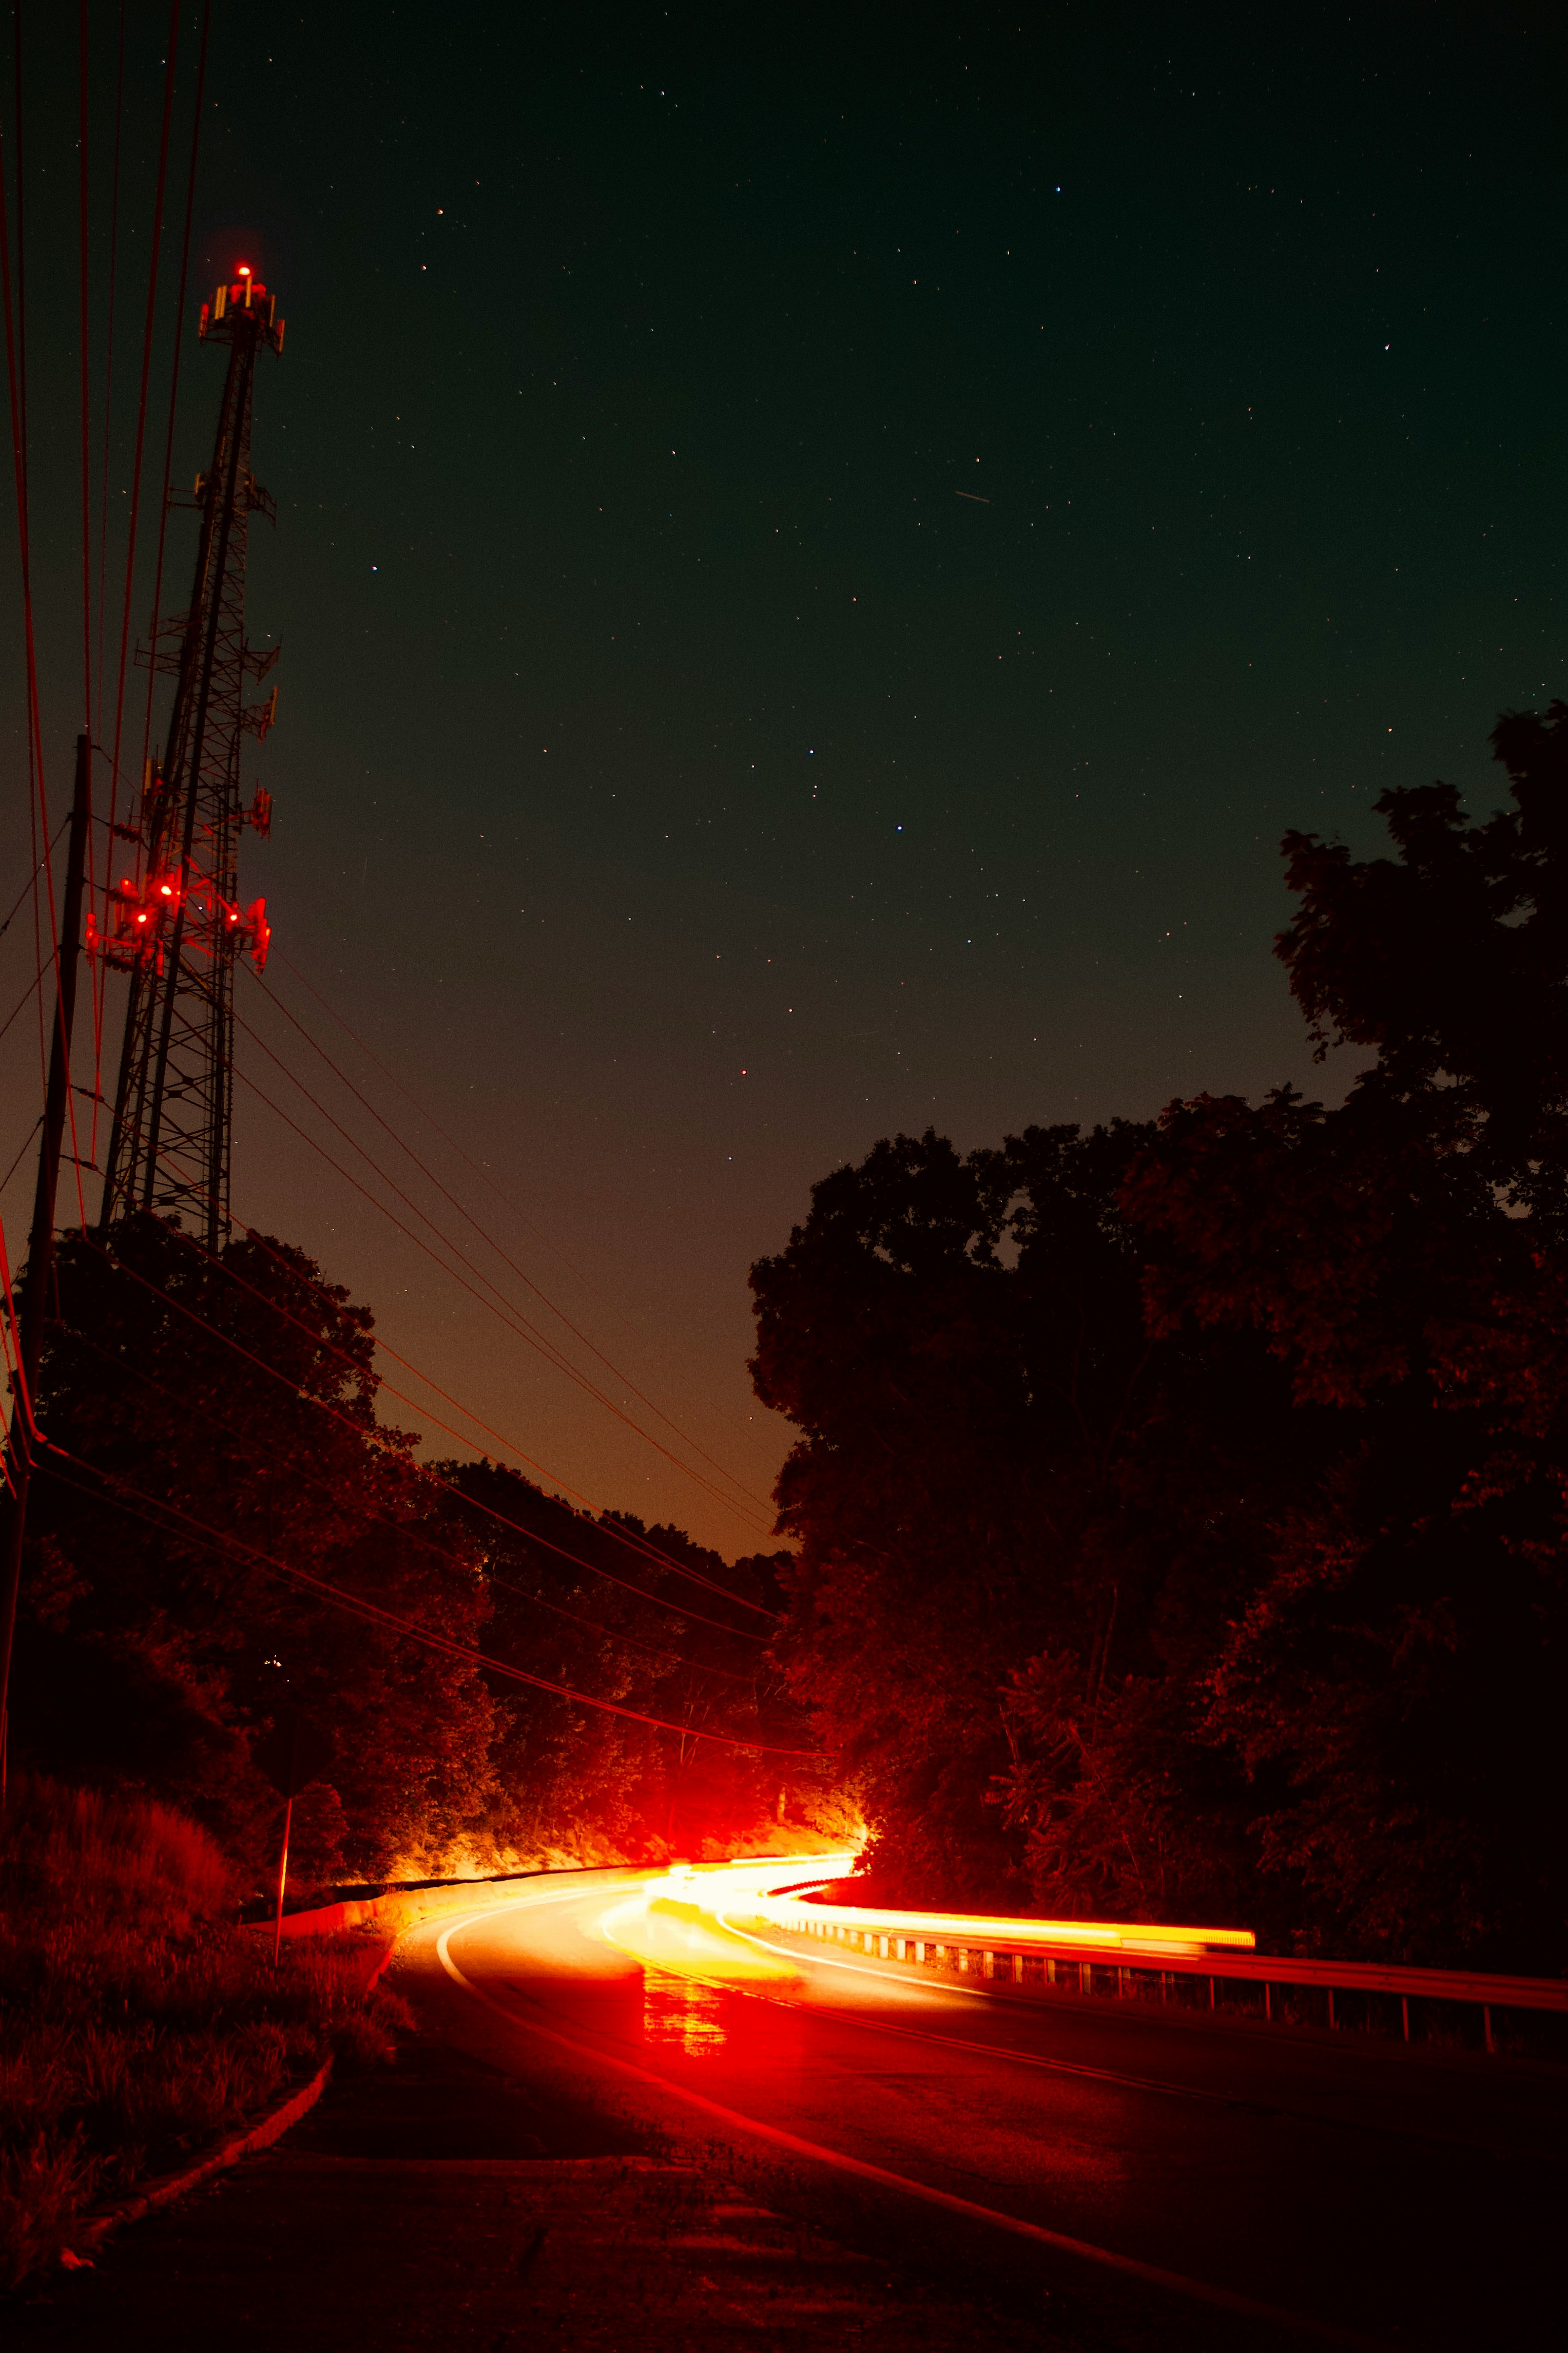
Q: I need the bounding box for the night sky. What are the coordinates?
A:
[2,4,1563,1554]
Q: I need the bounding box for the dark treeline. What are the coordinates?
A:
[11,1215,833,1890]
[751,704,1568,1971]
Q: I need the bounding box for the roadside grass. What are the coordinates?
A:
[0,1774,408,2292]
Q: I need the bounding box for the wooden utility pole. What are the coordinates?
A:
[0,733,92,1807]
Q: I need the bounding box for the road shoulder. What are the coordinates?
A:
[7,2008,1068,2350]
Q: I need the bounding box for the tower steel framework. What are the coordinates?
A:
[98,269,285,1250]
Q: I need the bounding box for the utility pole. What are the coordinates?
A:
[0,733,93,1806]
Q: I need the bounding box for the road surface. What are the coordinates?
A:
[394,1862,1563,2353]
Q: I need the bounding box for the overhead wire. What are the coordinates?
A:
[0,30,787,1743]
[0,9,89,1237]
[134,0,208,796]
[74,0,108,1180]
[92,3,204,1184]
[1,2,61,1106]
[208,1214,777,1619]
[37,1441,811,1754]
[75,1220,771,1642]
[277,946,644,1342]
[87,1,128,1157]
[76,1,92,740]
[0,944,52,1052]
[0,816,68,946]
[229,1197,777,1604]
[0,1123,42,1201]
[229,1022,753,1527]
[230,997,775,1540]
[6,7,785,1711]
[93,0,126,742]
[0,1225,23,1490]
[0,1204,37,1447]
[55,1313,763,1691]
[479,1564,759,1684]
[248,964,773,1520]
[105,1,179,905]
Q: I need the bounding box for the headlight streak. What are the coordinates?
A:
[432,1882,1395,2353]
[660,1857,1256,1960]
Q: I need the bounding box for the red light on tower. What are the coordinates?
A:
[103,254,284,1239]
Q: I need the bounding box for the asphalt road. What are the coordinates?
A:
[396,1865,1564,2353]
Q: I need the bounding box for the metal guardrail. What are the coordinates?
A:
[737,1883,1568,2053]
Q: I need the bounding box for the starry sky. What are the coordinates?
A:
[2,3,1563,1555]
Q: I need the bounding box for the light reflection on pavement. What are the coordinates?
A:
[411,1862,1564,2353]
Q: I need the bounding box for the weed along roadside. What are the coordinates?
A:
[5,1873,1061,2353]
[0,1775,405,2290]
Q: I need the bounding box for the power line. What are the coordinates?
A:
[0,1122,42,1203]
[134,0,209,795]
[75,1222,770,1643]
[277,947,644,1341]
[230,1002,775,1539]
[222,1208,776,1610]
[39,1441,812,1756]
[92,0,127,743]
[0,947,52,1053]
[57,1310,762,1690]
[1,6,63,1107]
[0,815,68,946]
[248,963,773,1520]
[75,0,92,740]
[105,0,179,851]
[482,1563,759,1684]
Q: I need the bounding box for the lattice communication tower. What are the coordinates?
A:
[97,269,285,1249]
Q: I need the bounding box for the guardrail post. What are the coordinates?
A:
[769,1895,1567,2038]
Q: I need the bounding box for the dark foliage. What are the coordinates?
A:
[10,1216,817,1886]
[750,1123,1291,1925]
[754,705,1568,1968]
[433,1459,827,1857]
[13,1214,498,1884]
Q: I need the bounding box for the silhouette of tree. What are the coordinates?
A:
[14,1213,498,1882]
[757,706,1568,1967]
[1122,704,1568,1965]
[751,1122,1276,1914]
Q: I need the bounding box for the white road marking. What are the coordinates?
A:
[689,1911,1275,2110]
[712,1910,1532,2161]
[433,1897,1397,2351]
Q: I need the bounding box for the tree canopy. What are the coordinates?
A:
[753,704,1568,1968]
[11,1214,819,1888]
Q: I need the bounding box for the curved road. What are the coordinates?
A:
[396,1864,1562,2353]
